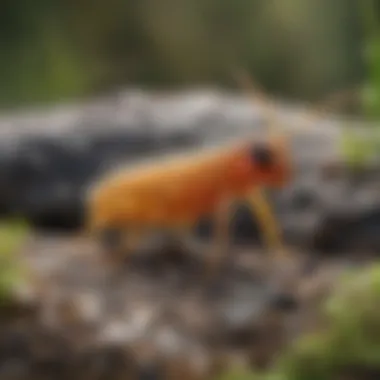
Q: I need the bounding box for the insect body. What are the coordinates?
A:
[86,136,291,258]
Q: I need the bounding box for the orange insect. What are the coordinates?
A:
[85,135,292,263]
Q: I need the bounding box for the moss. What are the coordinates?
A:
[340,128,379,168]
[217,366,283,380]
[277,264,380,379]
[219,264,380,380]
[0,219,30,304]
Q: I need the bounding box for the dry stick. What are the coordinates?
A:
[233,70,309,294]
[234,71,358,280]
[234,68,357,133]
[232,69,349,284]
[233,68,290,261]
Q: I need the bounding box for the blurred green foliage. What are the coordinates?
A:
[336,0,380,165]
[219,264,380,380]
[340,128,380,167]
[0,220,29,304]
[0,0,364,108]
[360,0,380,118]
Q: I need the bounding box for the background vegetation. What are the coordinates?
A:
[0,0,372,109]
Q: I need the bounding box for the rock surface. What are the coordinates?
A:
[0,90,380,252]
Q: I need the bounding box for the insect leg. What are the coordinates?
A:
[205,196,233,279]
[247,187,286,259]
[172,222,194,245]
[123,226,145,261]
[97,225,144,267]
[97,227,124,253]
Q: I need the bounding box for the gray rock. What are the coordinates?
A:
[1,90,380,252]
[0,126,201,229]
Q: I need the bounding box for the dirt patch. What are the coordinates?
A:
[0,232,360,379]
